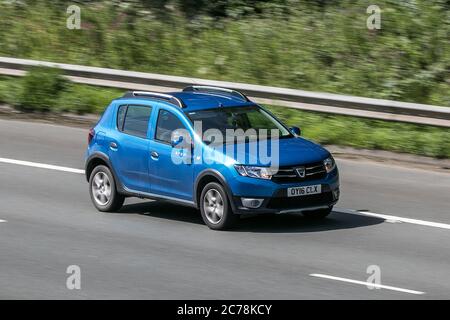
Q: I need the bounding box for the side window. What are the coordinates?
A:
[119,105,152,138]
[117,105,127,131]
[155,109,186,144]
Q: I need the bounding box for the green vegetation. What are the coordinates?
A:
[0,74,448,158]
[18,67,69,112]
[0,72,122,114]
[0,1,448,158]
[0,75,20,107]
[0,0,448,106]
[56,83,123,115]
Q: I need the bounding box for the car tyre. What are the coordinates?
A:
[200,182,238,230]
[89,165,125,212]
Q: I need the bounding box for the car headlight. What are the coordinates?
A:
[324,156,336,173]
[234,165,275,180]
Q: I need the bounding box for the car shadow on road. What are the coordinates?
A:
[235,212,384,233]
[119,201,204,225]
[119,200,384,233]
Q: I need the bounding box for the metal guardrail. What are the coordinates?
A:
[0,56,449,127]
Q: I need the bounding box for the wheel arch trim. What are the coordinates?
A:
[85,152,125,193]
[194,169,237,211]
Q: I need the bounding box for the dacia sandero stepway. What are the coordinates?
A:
[85,86,340,230]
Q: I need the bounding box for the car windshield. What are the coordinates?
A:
[185,106,292,145]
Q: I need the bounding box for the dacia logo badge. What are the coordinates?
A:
[295,167,306,178]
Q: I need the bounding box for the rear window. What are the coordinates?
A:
[117,105,152,138]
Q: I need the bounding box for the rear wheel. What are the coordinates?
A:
[89,165,124,212]
[302,207,333,219]
[200,182,238,230]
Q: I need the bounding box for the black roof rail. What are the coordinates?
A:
[122,91,185,108]
[183,85,250,102]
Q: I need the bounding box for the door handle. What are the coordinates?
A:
[150,151,159,160]
[110,142,118,149]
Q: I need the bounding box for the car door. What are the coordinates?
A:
[108,104,153,193]
[148,107,194,201]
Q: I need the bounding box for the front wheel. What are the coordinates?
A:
[302,207,333,219]
[200,182,238,230]
[89,165,124,212]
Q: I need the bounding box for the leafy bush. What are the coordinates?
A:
[57,85,122,114]
[17,67,69,112]
[0,74,120,115]
[0,76,21,106]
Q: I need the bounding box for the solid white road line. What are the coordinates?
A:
[0,220,6,223]
[335,208,450,230]
[0,157,84,174]
[310,273,425,295]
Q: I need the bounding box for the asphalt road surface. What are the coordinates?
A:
[0,118,449,299]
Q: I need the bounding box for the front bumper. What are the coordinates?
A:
[232,184,339,214]
[229,167,340,215]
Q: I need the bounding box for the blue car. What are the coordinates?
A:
[85,86,340,230]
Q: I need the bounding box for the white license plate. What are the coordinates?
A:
[287,185,322,197]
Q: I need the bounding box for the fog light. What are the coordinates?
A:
[332,188,340,200]
[241,198,264,209]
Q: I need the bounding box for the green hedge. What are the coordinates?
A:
[18,67,69,112]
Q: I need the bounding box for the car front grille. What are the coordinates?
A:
[271,161,326,183]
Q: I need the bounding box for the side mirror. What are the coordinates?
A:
[289,126,301,136]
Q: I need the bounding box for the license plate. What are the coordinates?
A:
[287,185,321,197]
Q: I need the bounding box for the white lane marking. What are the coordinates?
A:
[0,157,84,174]
[0,220,6,223]
[310,273,425,295]
[335,208,450,230]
